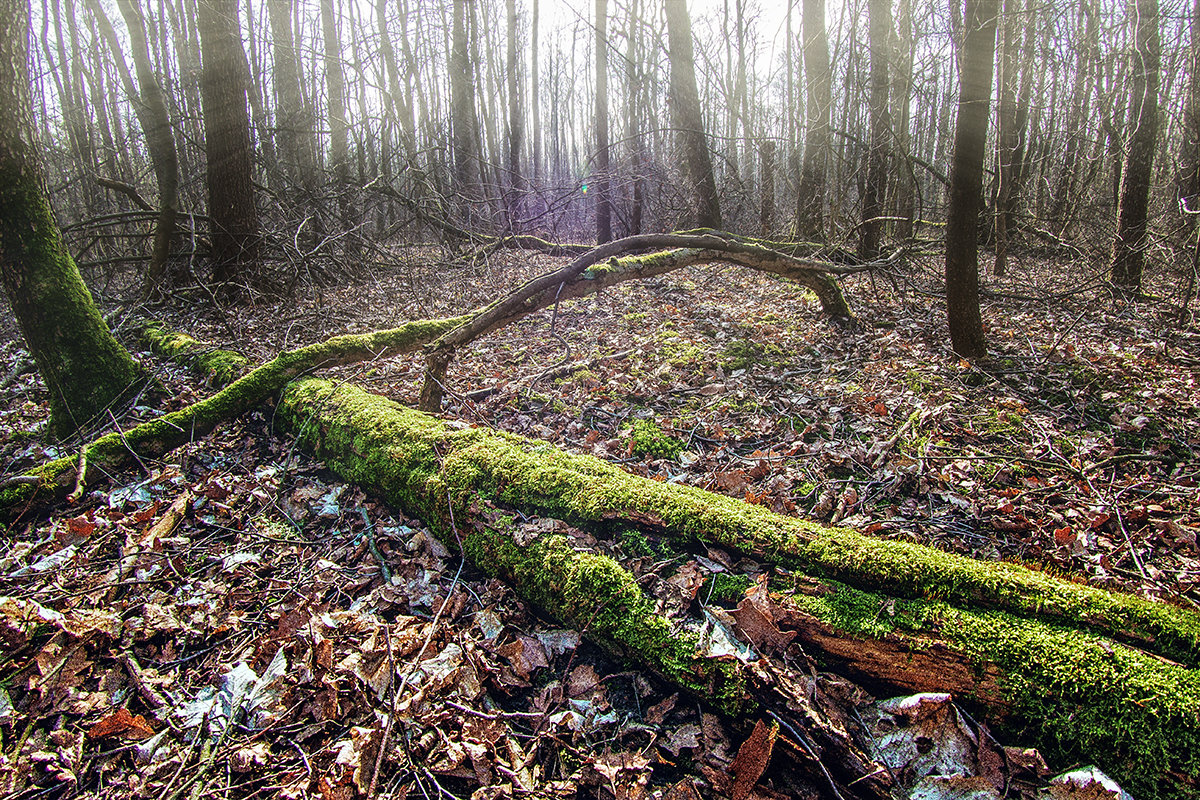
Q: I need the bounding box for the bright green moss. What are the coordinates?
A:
[272,379,1200,670]
[785,579,1200,799]
[274,378,746,710]
[141,321,249,386]
[628,420,685,460]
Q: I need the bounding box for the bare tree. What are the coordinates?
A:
[860,0,893,260]
[1111,0,1160,292]
[945,0,999,359]
[796,0,831,240]
[664,0,721,229]
[451,0,484,225]
[197,0,260,294]
[595,0,612,243]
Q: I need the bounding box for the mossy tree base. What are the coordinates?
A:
[274,377,1200,799]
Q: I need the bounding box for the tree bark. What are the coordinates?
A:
[594,0,612,244]
[267,0,320,195]
[505,0,523,225]
[87,0,181,300]
[944,0,997,360]
[1178,0,1200,237]
[450,0,483,226]
[664,0,721,229]
[1110,0,1160,292]
[0,0,145,439]
[321,0,352,238]
[197,0,260,295]
[796,0,831,240]
[859,0,892,261]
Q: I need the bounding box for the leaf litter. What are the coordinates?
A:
[0,251,1195,798]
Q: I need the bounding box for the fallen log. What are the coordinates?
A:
[274,377,1200,799]
[417,232,857,410]
[0,315,468,519]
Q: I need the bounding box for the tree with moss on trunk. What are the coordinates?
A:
[0,0,144,438]
[944,0,998,359]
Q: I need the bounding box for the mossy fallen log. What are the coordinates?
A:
[273,378,1200,799]
[0,316,468,520]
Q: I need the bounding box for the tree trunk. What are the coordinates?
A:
[891,0,915,241]
[859,0,892,261]
[505,0,523,225]
[1178,0,1200,237]
[267,0,320,196]
[530,0,542,188]
[796,0,831,240]
[321,0,353,238]
[760,139,776,236]
[87,0,181,300]
[197,0,260,295]
[0,0,144,438]
[944,0,997,359]
[664,0,721,229]
[594,0,612,243]
[450,0,483,226]
[1111,0,1160,292]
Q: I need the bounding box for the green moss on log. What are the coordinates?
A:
[274,379,1200,669]
[1,316,469,519]
[786,579,1200,799]
[140,321,249,386]
[275,376,746,710]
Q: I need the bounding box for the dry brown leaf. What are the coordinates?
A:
[729,719,777,800]
[87,708,155,740]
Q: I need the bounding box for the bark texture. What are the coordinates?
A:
[0,0,144,438]
[665,0,721,229]
[944,0,997,359]
[1110,0,1161,291]
[796,0,831,239]
[197,0,260,292]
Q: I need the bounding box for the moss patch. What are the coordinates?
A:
[628,419,685,460]
[786,579,1200,799]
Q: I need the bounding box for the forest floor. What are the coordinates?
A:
[0,248,1198,799]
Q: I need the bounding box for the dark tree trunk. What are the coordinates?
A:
[945,0,998,359]
[531,0,542,188]
[87,0,181,300]
[1177,0,1200,235]
[891,0,915,241]
[0,0,144,437]
[796,0,831,240]
[116,0,180,300]
[450,0,483,225]
[664,0,721,229]
[267,0,319,194]
[321,0,352,234]
[1111,0,1160,291]
[595,0,611,243]
[197,0,260,294]
[760,139,776,236]
[505,0,523,225]
[860,0,892,261]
